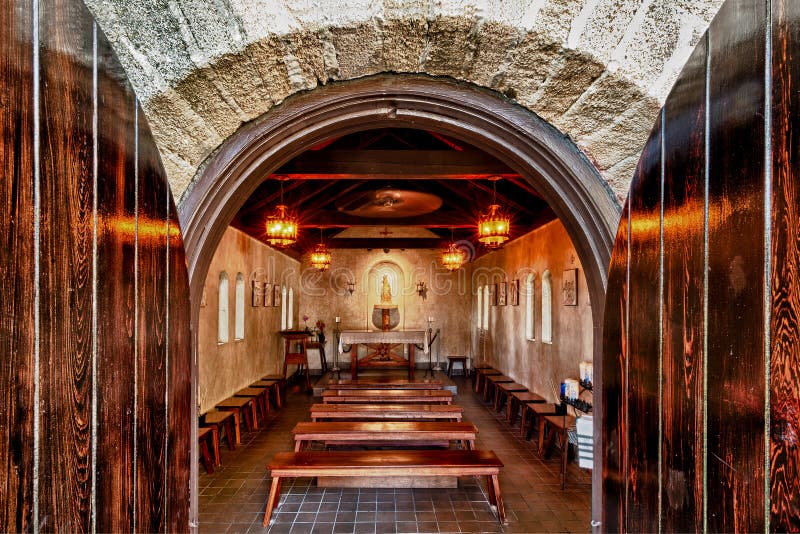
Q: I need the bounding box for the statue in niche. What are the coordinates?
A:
[380,274,393,303]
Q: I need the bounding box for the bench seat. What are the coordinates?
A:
[263,450,506,526]
[292,421,477,451]
[326,378,443,390]
[321,389,453,404]
[310,403,463,422]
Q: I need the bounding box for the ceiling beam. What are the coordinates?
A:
[275,150,515,177]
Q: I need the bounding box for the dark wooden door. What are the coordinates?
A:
[1,0,191,531]
[602,0,800,530]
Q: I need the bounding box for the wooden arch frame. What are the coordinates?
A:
[179,74,619,522]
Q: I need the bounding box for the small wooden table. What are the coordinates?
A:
[203,409,239,447]
[473,367,501,394]
[494,382,528,413]
[326,378,443,390]
[483,375,513,403]
[321,389,453,404]
[310,403,463,422]
[292,421,478,451]
[446,356,468,377]
[234,387,270,420]
[216,396,258,432]
[508,391,545,426]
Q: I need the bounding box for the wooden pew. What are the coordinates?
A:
[541,414,577,490]
[251,379,282,409]
[483,375,513,403]
[202,409,239,448]
[473,366,501,394]
[216,396,258,431]
[261,375,285,408]
[234,387,270,420]
[263,450,506,526]
[309,403,463,422]
[493,382,528,413]
[292,421,477,451]
[321,389,453,404]
[325,378,443,390]
[507,391,545,425]
[198,426,218,474]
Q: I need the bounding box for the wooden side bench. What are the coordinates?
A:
[198,426,218,474]
[541,414,577,490]
[508,391,545,426]
[202,409,239,448]
[483,375,513,403]
[263,450,506,526]
[473,367,500,394]
[262,375,285,408]
[493,382,528,413]
[216,396,258,432]
[326,378,443,390]
[522,403,560,448]
[252,379,282,409]
[321,389,453,404]
[292,421,477,451]
[234,387,270,420]
[310,403,463,422]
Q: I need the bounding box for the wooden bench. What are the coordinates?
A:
[493,382,528,413]
[234,387,269,420]
[325,378,443,390]
[473,367,500,394]
[522,402,560,447]
[507,391,545,425]
[262,374,285,408]
[251,379,282,409]
[541,414,577,489]
[292,421,477,451]
[321,389,453,404]
[310,403,463,422]
[263,450,506,526]
[483,375,513,403]
[446,356,468,377]
[198,426,218,474]
[202,409,239,448]
[215,396,258,432]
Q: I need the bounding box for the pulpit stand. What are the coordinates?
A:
[280,330,311,393]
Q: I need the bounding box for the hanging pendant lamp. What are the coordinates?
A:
[265,178,298,248]
[477,177,510,249]
[310,229,332,271]
[441,229,466,271]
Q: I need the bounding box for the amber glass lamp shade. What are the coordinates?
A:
[477,204,510,248]
[310,242,332,271]
[265,204,298,247]
[441,242,466,271]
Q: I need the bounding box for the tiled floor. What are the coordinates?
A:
[199,375,592,533]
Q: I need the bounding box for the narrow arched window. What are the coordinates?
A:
[476,285,483,330]
[218,272,229,343]
[482,285,490,330]
[280,286,288,330]
[287,288,294,329]
[525,273,535,341]
[541,270,552,344]
[234,273,245,340]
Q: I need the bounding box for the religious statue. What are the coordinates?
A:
[380,274,393,303]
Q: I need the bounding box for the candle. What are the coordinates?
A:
[335,316,340,323]
[428,316,434,322]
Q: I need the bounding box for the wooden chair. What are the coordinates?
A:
[263,450,506,526]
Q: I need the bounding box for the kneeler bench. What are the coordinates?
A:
[263,450,506,526]
[292,421,477,451]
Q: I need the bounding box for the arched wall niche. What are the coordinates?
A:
[179,74,619,522]
[367,261,405,330]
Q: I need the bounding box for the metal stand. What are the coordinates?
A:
[331,326,342,380]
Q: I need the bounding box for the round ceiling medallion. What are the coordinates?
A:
[337,188,443,218]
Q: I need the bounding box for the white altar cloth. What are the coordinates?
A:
[338,329,429,355]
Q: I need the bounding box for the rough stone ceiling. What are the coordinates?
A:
[85,0,725,204]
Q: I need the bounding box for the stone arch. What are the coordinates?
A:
[85,0,724,201]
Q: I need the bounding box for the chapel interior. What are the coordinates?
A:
[3,0,800,532]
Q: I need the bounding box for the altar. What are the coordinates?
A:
[338,330,429,380]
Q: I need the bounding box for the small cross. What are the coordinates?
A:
[379,226,393,237]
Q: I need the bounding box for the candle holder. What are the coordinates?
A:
[332,317,341,379]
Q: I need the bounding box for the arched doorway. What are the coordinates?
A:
[180,74,619,523]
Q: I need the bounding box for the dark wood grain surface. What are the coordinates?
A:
[706,1,767,531]
[37,0,95,529]
[625,113,662,534]
[602,200,629,533]
[770,0,800,529]
[660,33,707,532]
[95,24,138,532]
[0,0,191,530]
[0,0,35,529]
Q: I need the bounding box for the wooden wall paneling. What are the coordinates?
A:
[94,26,137,531]
[601,201,630,532]
[0,0,35,530]
[706,0,767,531]
[166,200,192,530]
[37,0,95,529]
[136,113,168,533]
[770,0,800,529]
[625,115,662,533]
[660,35,707,532]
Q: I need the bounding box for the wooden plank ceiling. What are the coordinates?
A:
[231,128,556,257]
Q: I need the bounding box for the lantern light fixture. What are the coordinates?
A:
[477,177,510,249]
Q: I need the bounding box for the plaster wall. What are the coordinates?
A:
[198,227,300,413]
[298,248,471,367]
[471,220,593,402]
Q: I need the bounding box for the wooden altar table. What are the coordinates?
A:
[338,330,428,380]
